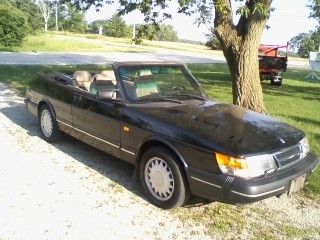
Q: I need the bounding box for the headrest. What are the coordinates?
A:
[73,71,92,90]
[100,70,116,81]
[73,71,92,82]
[138,69,152,77]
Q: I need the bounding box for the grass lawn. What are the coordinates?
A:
[0,63,319,198]
[0,32,219,56]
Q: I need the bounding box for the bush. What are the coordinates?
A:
[0,5,28,47]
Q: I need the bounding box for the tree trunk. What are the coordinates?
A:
[223,41,266,113]
[44,21,48,31]
[214,0,272,114]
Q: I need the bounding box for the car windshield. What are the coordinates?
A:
[118,65,206,102]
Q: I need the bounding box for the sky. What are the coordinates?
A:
[85,0,318,45]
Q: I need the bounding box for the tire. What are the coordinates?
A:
[271,77,282,86]
[39,104,60,142]
[139,147,189,209]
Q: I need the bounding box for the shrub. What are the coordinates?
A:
[0,4,28,47]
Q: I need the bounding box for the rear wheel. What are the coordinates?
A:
[139,147,188,209]
[39,104,60,142]
[271,76,282,86]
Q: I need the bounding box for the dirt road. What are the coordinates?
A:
[0,51,309,69]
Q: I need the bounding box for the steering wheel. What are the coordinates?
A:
[172,86,185,92]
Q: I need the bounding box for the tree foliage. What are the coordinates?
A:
[289,0,320,58]
[88,15,131,37]
[33,1,87,32]
[35,0,54,31]
[15,0,43,32]
[309,0,320,21]
[205,30,221,50]
[156,25,178,41]
[88,19,107,34]
[88,15,132,37]
[289,31,320,58]
[105,14,132,38]
[134,24,178,44]
[61,4,87,33]
[0,3,28,47]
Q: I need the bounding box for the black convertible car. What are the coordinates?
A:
[25,62,318,209]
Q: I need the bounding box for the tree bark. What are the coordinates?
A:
[214,0,272,113]
[223,37,266,113]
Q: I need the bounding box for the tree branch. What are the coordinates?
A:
[214,0,238,48]
[237,0,272,39]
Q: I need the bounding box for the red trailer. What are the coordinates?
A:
[258,43,288,86]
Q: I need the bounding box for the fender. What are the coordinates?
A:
[133,135,189,179]
[38,98,56,119]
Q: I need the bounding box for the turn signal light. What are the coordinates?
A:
[123,126,130,132]
[215,152,248,169]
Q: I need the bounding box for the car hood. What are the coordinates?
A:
[133,101,305,156]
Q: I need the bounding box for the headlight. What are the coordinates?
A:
[215,152,276,179]
[300,137,310,157]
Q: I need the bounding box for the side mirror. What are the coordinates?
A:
[96,90,122,101]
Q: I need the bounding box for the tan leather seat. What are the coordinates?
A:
[135,69,158,97]
[137,69,152,76]
[73,71,92,91]
[88,71,118,95]
[100,70,117,85]
[92,73,116,83]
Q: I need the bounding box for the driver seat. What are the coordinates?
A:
[73,71,92,91]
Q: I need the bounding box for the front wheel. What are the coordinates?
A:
[39,104,60,142]
[139,147,188,209]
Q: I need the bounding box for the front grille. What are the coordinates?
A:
[273,144,302,169]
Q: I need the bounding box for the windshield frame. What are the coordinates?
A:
[113,62,208,104]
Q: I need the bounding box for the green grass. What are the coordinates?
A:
[0,63,319,197]
[281,224,319,239]
[0,33,144,53]
[0,32,217,55]
[173,203,246,236]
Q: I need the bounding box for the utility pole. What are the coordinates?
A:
[55,1,58,32]
[132,23,136,45]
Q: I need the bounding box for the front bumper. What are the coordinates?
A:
[188,153,319,204]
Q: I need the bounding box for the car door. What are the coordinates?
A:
[43,76,74,126]
[71,89,122,158]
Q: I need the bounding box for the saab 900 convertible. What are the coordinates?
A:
[25,62,318,209]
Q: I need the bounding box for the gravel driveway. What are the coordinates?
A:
[0,83,319,240]
[0,83,210,239]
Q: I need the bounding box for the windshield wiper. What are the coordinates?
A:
[171,93,207,101]
[135,97,182,104]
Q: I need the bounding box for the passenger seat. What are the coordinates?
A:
[100,70,117,85]
[90,72,117,95]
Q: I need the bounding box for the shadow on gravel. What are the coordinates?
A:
[0,103,144,199]
[0,102,212,208]
[0,80,213,207]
